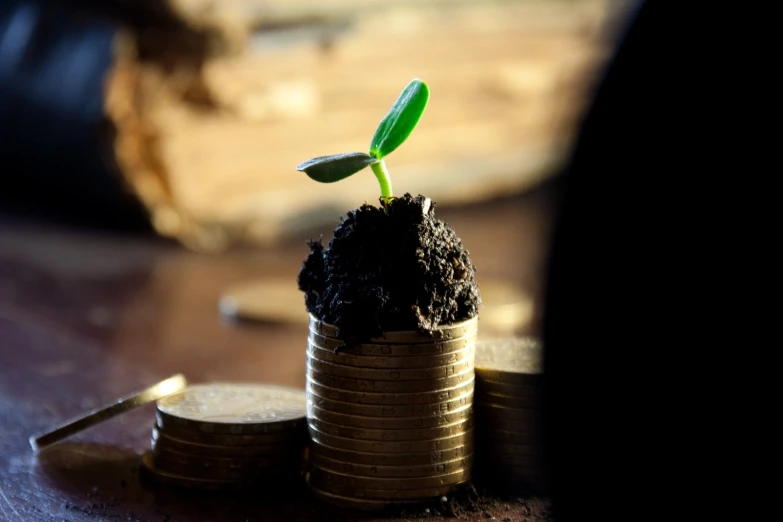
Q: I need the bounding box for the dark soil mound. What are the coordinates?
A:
[298,193,481,345]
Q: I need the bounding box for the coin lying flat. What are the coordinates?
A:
[308,425,473,454]
[308,465,471,490]
[219,279,306,325]
[307,390,473,418]
[307,365,474,393]
[474,337,542,385]
[310,316,478,344]
[474,391,538,409]
[140,451,252,490]
[307,480,423,510]
[307,473,470,500]
[307,343,475,369]
[307,416,474,442]
[306,379,475,406]
[307,354,473,381]
[309,439,474,467]
[307,403,473,430]
[157,422,304,446]
[29,374,187,452]
[156,383,307,435]
[150,426,301,458]
[309,332,476,357]
[476,378,539,397]
[309,452,474,478]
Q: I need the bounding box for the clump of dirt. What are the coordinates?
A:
[298,193,481,344]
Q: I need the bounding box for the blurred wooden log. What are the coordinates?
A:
[105,0,626,252]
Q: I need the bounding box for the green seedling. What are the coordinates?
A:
[296,78,429,203]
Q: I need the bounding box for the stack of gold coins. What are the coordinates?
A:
[140,383,308,490]
[473,337,545,493]
[305,316,478,510]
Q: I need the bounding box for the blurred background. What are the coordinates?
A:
[1,0,635,252]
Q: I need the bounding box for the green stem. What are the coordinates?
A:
[370,160,394,202]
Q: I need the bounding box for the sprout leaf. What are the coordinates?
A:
[369,79,429,160]
[296,152,379,183]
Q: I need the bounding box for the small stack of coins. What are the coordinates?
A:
[140,383,308,490]
[473,337,545,493]
[305,316,478,510]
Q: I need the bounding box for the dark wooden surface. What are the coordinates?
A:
[0,185,556,522]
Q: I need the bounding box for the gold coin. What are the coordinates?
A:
[474,337,542,385]
[307,403,473,430]
[307,390,473,417]
[219,279,306,325]
[309,452,474,478]
[478,416,537,434]
[309,331,476,357]
[150,425,303,458]
[307,342,475,369]
[29,374,187,452]
[307,481,422,510]
[306,353,473,381]
[156,383,307,435]
[477,280,534,333]
[482,429,538,445]
[306,365,474,393]
[156,422,304,446]
[309,439,474,467]
[308,425,473,454]
[478,440,538,457]
[152,451,295,481]
[308,464,471,490]
[476,378,540,397]
[152,444,298,471]
[140,451,252,490]
[476,402,540,424]
[306,378,475,406]
[310,315,478,344]
[306,477,470,500]
[307,416,474,442]
[474,390,538,409]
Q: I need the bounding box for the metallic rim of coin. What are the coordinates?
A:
[475,369,541,386]
[140,451,253,490]
[151,426,303,458]
[151,444,300,470]
[307,480,423,510]
[152,452,295,481]
[29,374,187,452]
[155,422,305,446]
[308,464,471,490]
[308,425,473,453]
[307,365,474,393]
[474,337,542,383]
[309,451,474,478]
[307,390,474,417]
[481,428,538,445]
[156,383,307,435]
[474,391,538,409]
[475,378,539,396]
[307,416,474,442]
[306,378,475,406]
[309,439,475,467]
[307,342,475,369]
[476,403,540,423]
[310,315,478,344]
[306,353,473,381]
[309,331,477,357]
[477,440,538,457]
[307,402,473,430]
[306,477,471,500]
[218,279,307,325]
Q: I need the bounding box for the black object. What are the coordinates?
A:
[539,0,706,518]
[0,0,150,231]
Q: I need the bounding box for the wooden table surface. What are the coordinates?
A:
[0,184,556,522]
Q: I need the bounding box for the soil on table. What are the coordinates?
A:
[298,193,481,345]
